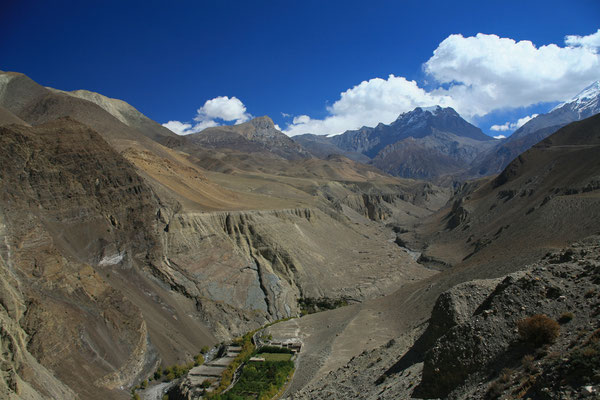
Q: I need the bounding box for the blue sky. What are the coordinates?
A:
[1,0,599,137]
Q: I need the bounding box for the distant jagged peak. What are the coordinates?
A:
[395,105,460,121]
[229,115,286,139]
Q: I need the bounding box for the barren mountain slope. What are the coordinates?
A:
[0,119,219,400]
[0,72,453,399]
[412,113,600,271]
[0,104,28,126]
[52,88,185,146]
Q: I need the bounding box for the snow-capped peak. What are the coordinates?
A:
[552,81,600,112]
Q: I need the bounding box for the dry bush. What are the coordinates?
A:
[517,314,560,347]
[521,354,536,372]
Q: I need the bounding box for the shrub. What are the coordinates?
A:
[164,371,175,382]
[200,346,210,354]
[194,354,205,366]
[200,379,212,388]
[517,314,560,347]
[258,346,294,354]
[558,312,574,324]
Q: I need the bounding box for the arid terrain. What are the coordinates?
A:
[0,69,599,400]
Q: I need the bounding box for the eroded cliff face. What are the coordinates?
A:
[155,206,427,339]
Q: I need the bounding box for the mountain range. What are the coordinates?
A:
[295,106,498,180]
[0,69,599,400]
[294,83,600,182]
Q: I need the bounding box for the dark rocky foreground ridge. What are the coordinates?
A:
[287,236,600,399]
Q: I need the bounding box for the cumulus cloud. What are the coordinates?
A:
[194,96,251,125]
[490,123,510,132]
[284,29,600,136]
[565,29,600,49]
[162,120,194,135]
[163,96,252,135]
[490,114,539,132]
[493,134,506,139]
[425,33,600,118]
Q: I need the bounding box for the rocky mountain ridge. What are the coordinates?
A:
[183,116,312,161]
[294,106,497,181]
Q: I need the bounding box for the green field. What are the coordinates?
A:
[255,353,292,362]
[211,359,294,400]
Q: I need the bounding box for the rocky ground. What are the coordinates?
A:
[285,235,600,399]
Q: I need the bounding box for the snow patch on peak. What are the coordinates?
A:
[574,81,600,101]
[421,105,442,114]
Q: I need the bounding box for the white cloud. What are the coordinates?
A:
[424,33,600,118]
[565,29,600,49]
[490,123,510,132]
[195,96,251,125]
[162,120,194,135]
[490,113,539,132]
[493,134,506,139]
[163,96,251,135]
[284,29,600,136]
